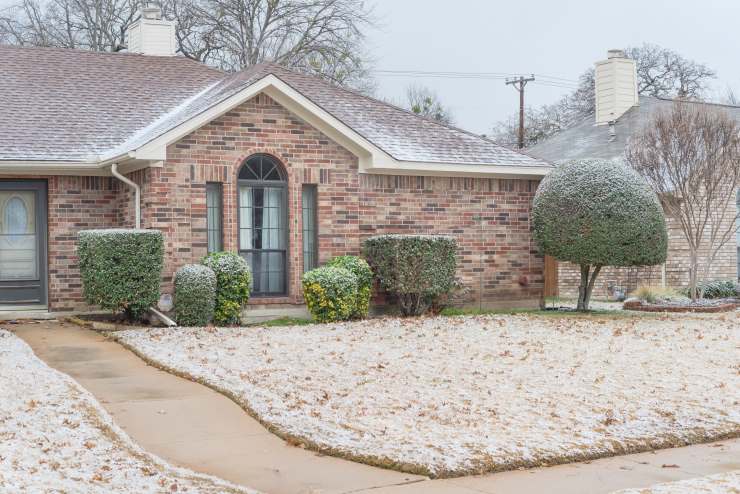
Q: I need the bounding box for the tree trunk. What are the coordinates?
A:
[584,265,602,311]
[577,265,590,311]
[688,250,699,300]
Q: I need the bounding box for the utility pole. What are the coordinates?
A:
[505,75,535,149]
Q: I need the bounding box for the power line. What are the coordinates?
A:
[371,69,579,85]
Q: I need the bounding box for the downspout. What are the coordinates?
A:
[110,163,140,229]
[110,163,174,326]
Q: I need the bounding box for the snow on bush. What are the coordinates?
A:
[201,252,251,325]
[302,266,357,322]
[175,264,216,326]
[611,470,740,494]
[326,255,373,318]
[362,234,457,316]
[0,330,256,493]
[116,313,740,478]
[533,159,667,266]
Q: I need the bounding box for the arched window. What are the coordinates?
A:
[238,154,288,295]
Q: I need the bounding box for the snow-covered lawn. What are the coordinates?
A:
[611,470,740,493]
[116,313,740,478]
[0,329,257,493]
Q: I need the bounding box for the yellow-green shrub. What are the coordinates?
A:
[326,255,373,318]
[302,266,357,323]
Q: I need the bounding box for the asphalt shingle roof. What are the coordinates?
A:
[527,96,740,163]
[0,45,549,168]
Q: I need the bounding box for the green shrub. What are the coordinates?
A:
[326,255,373,318]
[533,159,668,311]
[78,229,164,320]
[201,252,251,325]
[362,234,457,316]
[174,264,216,326]
[302,266,358,322]
[695,280,739,299]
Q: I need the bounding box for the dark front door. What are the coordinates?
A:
[0,181,47,306]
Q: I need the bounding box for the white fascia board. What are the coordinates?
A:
[0,161,109,176]
[365,160,552,179]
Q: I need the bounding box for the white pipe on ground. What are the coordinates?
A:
[110,163,141,229]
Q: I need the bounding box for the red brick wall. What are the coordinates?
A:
[144,94,543,307]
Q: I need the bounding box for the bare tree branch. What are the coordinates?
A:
[625,102,740,299]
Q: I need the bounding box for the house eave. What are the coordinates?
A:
[0,156,154,176]
[364,161,552,179]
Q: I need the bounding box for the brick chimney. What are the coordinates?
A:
[594,49,638,125]
[125,7,176,56]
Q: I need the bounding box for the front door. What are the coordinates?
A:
[0,181,47,306]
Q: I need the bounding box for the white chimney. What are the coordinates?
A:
[594,49,638,125]
[126,7,176,56]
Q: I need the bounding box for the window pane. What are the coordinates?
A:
[302,185,318,273]
[206,183,223,253]
[0,191,37,280]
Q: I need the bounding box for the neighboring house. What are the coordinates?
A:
[0,9,552,314]
[529,50,739,297]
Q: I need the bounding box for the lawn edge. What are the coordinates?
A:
[106,327,740,479]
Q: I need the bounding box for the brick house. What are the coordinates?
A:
[0,18,552,314]
[529,50,740,298]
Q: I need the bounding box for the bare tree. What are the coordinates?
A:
[626,102,740,299]
[491,43,717,147]
[0,0,376,92]
[404,84,453,124]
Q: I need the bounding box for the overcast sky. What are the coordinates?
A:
[367,0,740,134]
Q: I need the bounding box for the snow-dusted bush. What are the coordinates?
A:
[362,234,457,316]
[326,255,373,318]
[694,279,739,299]
[533,159,668,311]
[78,229,163,320]
[302,266,358,322]
[201,252,251,325]
[174,264,216,326]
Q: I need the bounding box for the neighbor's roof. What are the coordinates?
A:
[0,44,549,169]
[527,96,740,163]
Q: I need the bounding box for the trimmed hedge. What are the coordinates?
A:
[326,255,373,318]
[533,159,668,267]
[174,264,216,326]
[78,229,164,320]
[362,234,457,316]
[302,266,358,322]
[201,252,251,325]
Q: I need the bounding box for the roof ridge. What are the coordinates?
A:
[650,94,740,110]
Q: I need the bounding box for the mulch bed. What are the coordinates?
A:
[623,299,740,313]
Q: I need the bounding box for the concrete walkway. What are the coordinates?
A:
[12,321,740,494]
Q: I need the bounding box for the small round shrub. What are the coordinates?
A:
[201,252,251,325]
[326,255,373,318]
[695,280,739,299]
[174,264,216,326]
[78,229,164,321]
[362,234,457,316]
[302,266,358,323]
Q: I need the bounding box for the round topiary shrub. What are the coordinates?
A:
[201,252,251,325]
[533,159,668,311]
[362,234,457,316]
[302,266,358,323]
[174,264,216,326]
[78,229,164,321]
[326,255,373,318]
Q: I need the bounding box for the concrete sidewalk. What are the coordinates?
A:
[13,321,740,494]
